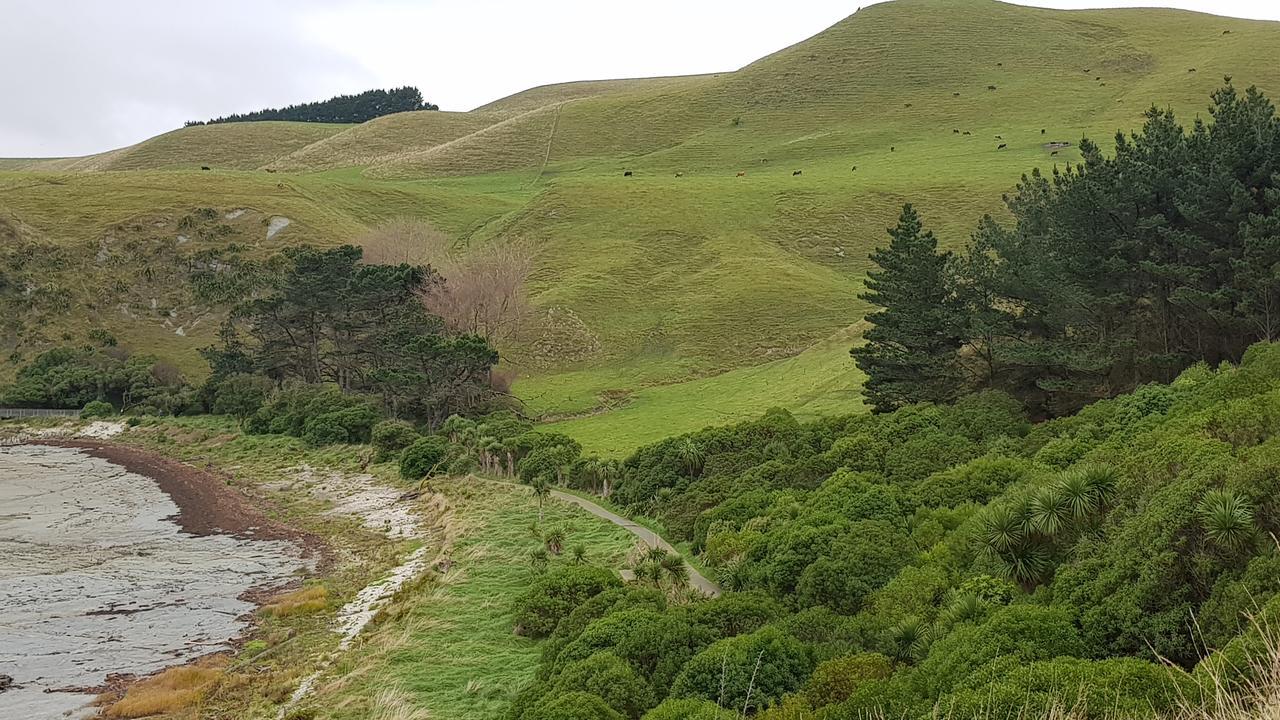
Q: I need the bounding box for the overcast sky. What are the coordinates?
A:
[1,0,1277,158]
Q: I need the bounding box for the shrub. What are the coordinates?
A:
[400,435,451,480]
[553,653,655,718]
[670,627,813,712]
[371,419,419,462]
[939,657,1191,719]
[640,699,735,720]
[81,400,115,419]
[514,566,622,638]
[826,433,888,472]
[913,455,1033,508]
[806,652,893,708]
[246,383,380,442]
[521,691,623,720]
[915,605,1084,697]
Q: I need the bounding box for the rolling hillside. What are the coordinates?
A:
[2,0,1278,454]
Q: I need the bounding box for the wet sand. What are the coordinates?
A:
[0,444,311,719]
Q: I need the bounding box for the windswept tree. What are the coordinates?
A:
[852,204,966,412]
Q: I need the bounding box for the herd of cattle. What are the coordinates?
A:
[619,127,1073,179]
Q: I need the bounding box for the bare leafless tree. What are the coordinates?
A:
[423,242,533,345]
[358,218,532,346]
[357,217,452,267]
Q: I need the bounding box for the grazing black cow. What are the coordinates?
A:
[996,62,1003,66]
[201,166,210,171]
[1095,76,1101,80]
[851,166,857,171]
[1084,68,1091,73]
[995,135,1003,139]
[1188,68,1197,72]
[1223,30,1231,34]
[624,171,633,177]
[953,129,960,134]
[890,146,895,152]
[997,143,1007,150]
[266,168,276,173]
[963,131,971,135]
[792,170,802,176]
[675,172,684,178]
[904,103,912,108]
[1041,129,1046,134]
[953,92,960,96]
[1051,150,1059,156]
[987,85,997,90]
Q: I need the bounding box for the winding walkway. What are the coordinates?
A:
[547,489,722,597]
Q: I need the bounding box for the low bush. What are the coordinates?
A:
[81,400,115,419]
[514,565,621,638]
[400,435,451,480]
[371,419,419,462]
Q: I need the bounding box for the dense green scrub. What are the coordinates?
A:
[509,342,1280,719]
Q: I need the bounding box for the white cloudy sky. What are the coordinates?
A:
[1,0,1277,158]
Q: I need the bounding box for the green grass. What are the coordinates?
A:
[302,476,638,720]
[4,0,1280,454]
[530,324,868,457]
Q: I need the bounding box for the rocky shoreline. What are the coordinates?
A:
[0,440,314,719]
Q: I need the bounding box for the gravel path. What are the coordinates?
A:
[547,489,721,597]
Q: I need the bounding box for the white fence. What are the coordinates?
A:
[0,408,80,419]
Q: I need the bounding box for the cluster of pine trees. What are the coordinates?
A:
[185,86,437,126]
[855,83,1280,417]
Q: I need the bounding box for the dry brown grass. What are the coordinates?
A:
[261,585,329,617]
[104,665,224,718]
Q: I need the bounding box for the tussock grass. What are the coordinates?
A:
[104,664,224,718]
[262,585,330,617]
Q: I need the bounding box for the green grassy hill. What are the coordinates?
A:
[2,0,1278,454]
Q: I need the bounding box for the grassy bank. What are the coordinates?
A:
[294,476,637,720]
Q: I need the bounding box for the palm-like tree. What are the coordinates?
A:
[570,543,587,564]
[480,436,502,474]
[1027,484,1072,537]
[528,547,549,571]
[716,560,749,592]
[531,477,552,523]
[675,438,705,479]
[938,593,989,629]
[977,502,1052,591]
[598,460,621,499]
[889,616,931,662]
[659,552,690,589]
[1198,489,1256,551]
[544,527,566,555]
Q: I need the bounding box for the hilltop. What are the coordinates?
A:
[2,0,1278,454]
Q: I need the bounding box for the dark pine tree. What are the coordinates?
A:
[852,204,965,413]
